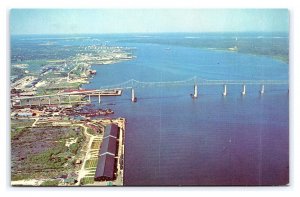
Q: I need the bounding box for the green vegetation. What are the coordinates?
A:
[84,159,98,169]
[70,95,84,102]
[11,173,32,181]
[80,177,94,185]
[85,172,96,176]
[69,126,85,140]
[34,122,53,127]
[11,119,35,128]
[21,60,49,73]
[43,72,65,79]
[123,35,289,63]
[35,81,82,96]
[272,55,289,63]
[91,140,100,149]
[70,66,83,76]
[11,127,26,140]
[40,179,61,186]
[11,125,86,182]
[58,81,82,89]
[12,170,68,182]
[29,141,68,169]
[11,66,26,76]
[11,119,36,140]
[69,143,80,154]
[36,87,60,95]
[86,127,95,136]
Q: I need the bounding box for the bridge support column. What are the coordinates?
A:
[88,94,91,102]
[131,88,136,102]
[68,95,71,104]
[260,84,264,95]
[241,84,246,96]
[58,96,61,104]
[223,84,227,96]
[193,84,198,98]
[19,99,22,106]
[48,97,51,105]
[98,93,101,104]
[28,99,31,107]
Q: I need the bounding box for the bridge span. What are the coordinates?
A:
[96,77,288,89]
[11,76,288,107]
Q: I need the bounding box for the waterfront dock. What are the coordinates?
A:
[10,89,122,107]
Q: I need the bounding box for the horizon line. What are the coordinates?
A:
[10,31,289,36]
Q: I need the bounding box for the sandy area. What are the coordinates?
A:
[11,179,44,186]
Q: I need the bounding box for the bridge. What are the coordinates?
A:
[11,76,288,107]
[92,76,288,101]
[96,77,288,89]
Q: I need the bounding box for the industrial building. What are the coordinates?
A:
[94,124,119,181]
[103,124,119,138]
[94,154,116,181]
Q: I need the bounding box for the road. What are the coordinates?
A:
[76,124,102,185]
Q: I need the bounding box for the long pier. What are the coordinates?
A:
[11,76,288,106]
[11,89,122,106]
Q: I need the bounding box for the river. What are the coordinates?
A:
[83,34,289,185]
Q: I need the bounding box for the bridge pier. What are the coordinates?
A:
[260,84,265,95]
[241,84,246,96]
[48,97,51,105]
[98,93,101,104]
[28,99,31,107]
[19,99,22,106]
[58,96,61,104]
[68,95,71,104]
[88,94,91,102]
[131,88,137,102]
[193,84,198,98]
[223,84,227,96]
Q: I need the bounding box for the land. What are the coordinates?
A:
[11,117,125,186]
[121,33,289,63]
[10,40,133,186]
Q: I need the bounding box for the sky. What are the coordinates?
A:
[10,9,289,35]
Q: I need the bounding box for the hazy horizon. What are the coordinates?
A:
[10,31,289,36]
[10,9,289,35]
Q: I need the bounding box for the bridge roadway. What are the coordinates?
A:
[10,76,288,105]
[97,77,288,89]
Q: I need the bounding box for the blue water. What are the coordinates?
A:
[10,33,289,185]
[80,35,289,186]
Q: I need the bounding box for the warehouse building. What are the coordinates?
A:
[103,124,119,138]
[94,154,116,181]
[94,124,120,181]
